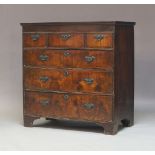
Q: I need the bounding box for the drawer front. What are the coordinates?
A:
[24,91,112,122]
[24,50,113,70]
[24,50,65,68]
[24,68,113,94]
[23,33,47,47]
[86,33,113,48]
[73,50,113,70]
[48,33,84,48]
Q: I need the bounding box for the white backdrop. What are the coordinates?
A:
[0,4,155,150]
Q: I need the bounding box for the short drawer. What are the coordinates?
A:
[48,33,84,48]
[24,91,112,122]
[86,33,113,48]
[24,68,113,94]
[23,33,47,47]
[23,50,113,70]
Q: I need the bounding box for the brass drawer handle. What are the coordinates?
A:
[64,71,69,77]
[39,55,48,61]
[61,34,71,40]
[64,51,71,57]
[40,76,49,82]
[94,34,104,41]
[83,103,95,110]
[64,94,69,100]
[40,99,49,106]
[85,56,96,63]
[31,34,40,41]
[83,78,94,84]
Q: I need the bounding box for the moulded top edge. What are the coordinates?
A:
[20,21,136,26]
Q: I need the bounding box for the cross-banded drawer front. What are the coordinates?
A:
[24,91,112,122]
[23,33,47,47]
[24,50,113,70]
[48,33,84,48]
[24,67,113,94]
[86,33,113,48]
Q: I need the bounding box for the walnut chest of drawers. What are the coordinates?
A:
[21,21,135,135]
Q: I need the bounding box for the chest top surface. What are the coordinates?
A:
[21,21,135,32]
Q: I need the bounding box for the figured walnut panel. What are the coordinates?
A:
[24,49,113,70]
[24,91,112,122]
[24,67,113,94]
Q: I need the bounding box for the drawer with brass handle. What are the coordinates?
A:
[24,67,113,93]
[24,67,113,94]
[48,33,84,48]
[86,33,113,48]
[24,49,113,70]
[23,33,47,47]
[24,91,112,122]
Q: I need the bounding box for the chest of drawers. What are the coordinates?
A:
[21,21,135,135]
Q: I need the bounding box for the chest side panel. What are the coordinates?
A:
[114,25,134,124]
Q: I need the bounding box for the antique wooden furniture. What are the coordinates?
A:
[21,21,135,135]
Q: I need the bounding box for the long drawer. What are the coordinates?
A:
[24,49,113,70]
[24,91,112,122]
[24,67,113,94]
